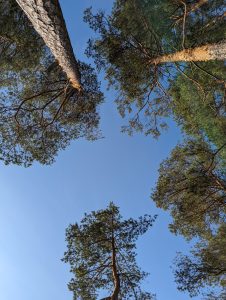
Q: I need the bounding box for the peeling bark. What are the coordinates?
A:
[15,0,81,90]
[151,40,226,64]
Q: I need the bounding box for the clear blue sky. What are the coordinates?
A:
[0,1,201,299]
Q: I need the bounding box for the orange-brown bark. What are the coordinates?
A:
[151,41,226,64]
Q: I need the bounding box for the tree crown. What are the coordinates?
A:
[63,202,156,299]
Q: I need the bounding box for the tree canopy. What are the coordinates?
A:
[169,61,226,160]
[1,1,226,298]
[62,202,156,300]
[152,138,226,240]
[84,0,226,137]
[0,0,103,166]
[0,0,44,72]
[152,137,226,297]
[174,223,226,298]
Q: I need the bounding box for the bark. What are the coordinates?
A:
[15,0,81,91]
[151,40,226,64]
[110,213,120,300]
[111,236,120,300]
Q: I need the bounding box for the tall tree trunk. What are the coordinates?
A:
[110,213,120,300]
[151,40,226,64]
[15,0,81,91]
[111,236,120,300]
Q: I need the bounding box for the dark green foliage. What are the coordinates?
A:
[0,0,103,166]
[174,224,226,298]
[152,138,226,240]
[169,61,226,160]
[152,138,226,297]
[84,0,225,137]
[178,0,226,47]
[0,58,103,166]
[62,202,156,299]
[84,1,226,297]
[84,0,171,137]
[0,0,44,73]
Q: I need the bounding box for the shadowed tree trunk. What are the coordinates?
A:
[111,236,120,300]
[16,0,81,90]
[151,40,226,64]
[110,214,120,300]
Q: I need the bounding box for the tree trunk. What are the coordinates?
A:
[15,0,81,91]
[110,212,120,300]
[151,40,226,64]
[111,236,120,300]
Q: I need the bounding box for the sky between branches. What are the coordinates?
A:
[0,1,206,300]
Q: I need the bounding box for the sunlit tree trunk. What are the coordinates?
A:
[151,41,226,64]
[15,0,81,90]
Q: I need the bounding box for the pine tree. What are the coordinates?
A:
[169,61,226,160]
[0,0,44,73]
[0,0,103,166]
[151,40,226,64]
[174,224,226,298]
[16,0,81,90]
[152,138,226,240]
[62,203,156,300]
[152,138,226,298]
[84,0,226,137]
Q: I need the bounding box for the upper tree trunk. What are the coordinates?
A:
[151,40,226,64]
[15,0,81,91]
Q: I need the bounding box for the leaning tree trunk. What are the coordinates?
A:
[151,40,226,64]
[16,0,81,91]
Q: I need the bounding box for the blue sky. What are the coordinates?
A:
[0,1,202,299]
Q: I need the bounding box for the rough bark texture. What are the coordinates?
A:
[16,0,81,90]
[151,40,226,64]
